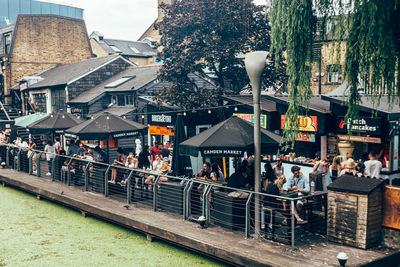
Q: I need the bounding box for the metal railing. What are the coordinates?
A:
[0,144,328,248]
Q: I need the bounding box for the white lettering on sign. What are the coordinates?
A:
[346,118,377,132]
[151,114,172,123]
[203,149,242,155]
[113,132,138,138]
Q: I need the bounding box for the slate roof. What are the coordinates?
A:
[263,95,331,114]
[221,95,277,113]
[27,55,122,89]
[68,65,161,104]
[98,39,158,57]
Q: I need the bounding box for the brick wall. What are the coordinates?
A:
[383,228,400,249]
[6,15,92,94]
[67,57,131,101]
[90,39,110,58]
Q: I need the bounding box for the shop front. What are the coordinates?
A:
[147,113,175,147]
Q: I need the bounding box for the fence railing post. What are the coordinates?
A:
[126,170,134,204]
[84,162,90,191]
[28,151,33,175]
[16,149,21,171]
[291,199,295,248]
[203,184,212,221]
[104,166,111,197]
[37,152,43,177]
[66,158,73,185]
[153,175,161,211]
[185,180,195,219]
[51,155,56,182]
[183,180,192,220]
[245,193,254,239]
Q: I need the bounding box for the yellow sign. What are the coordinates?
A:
[233,113,267,128]
[281,115,318,132]
[149,125,174,136]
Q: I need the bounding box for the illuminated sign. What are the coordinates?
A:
[281,115,318,132]
[233,113,267,128]
[149,125,174,136]
[337,117,381,135]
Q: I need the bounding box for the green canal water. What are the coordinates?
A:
[0,186,226,267]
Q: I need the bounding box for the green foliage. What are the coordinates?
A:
[270,0,400,144]
[156,0,287,109]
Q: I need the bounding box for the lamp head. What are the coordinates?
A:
[337,252,348,267]
[198,215,206,228]
[245,51,268,101]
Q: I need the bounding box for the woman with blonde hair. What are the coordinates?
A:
[329,156,342,181]
[274,175,286,193]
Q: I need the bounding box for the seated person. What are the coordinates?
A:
[120,153,138,185]
[94,146,107,163]
[74,143,87,158]
[210,163,224,183]
[145,156,170,185]
[196,162,211,179]
[286,165,309,223]
[110,147,127,184]
[226,167,248,189]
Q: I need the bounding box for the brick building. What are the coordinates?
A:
[0,14,93,103]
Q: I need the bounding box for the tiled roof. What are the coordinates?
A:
[99,38,158,57]
[221,95,277,113]
[27,55,121,89]
[93,106,136,117]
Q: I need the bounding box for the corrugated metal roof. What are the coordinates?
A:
[222,95,277,113]
[263,95,331,114]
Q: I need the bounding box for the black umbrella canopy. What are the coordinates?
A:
[28,111,84,134]
[65,112,147,140]
[172,114,192,176]
[179,116,283,157]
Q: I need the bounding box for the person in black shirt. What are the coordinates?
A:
[226,167,248,189]
[138,145,151,169]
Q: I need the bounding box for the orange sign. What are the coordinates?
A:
[281,115,318,132]
[383,186,400,230]
[149,125,174,136]
[337,134,381,144]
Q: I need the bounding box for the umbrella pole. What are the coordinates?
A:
[107,137,110,164]
[222,157,227,179]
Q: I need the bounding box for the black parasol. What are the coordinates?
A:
[65,112,147,140]
[27,111,84,134]
[179,116,282,157]
[171,114,192,176]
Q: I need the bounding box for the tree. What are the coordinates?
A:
[270,0,400,144]
[155,0,287,109]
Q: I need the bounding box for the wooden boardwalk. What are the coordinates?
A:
[0,168,398,267]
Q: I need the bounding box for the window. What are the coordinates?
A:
[117,95,125,106]
[129,46,140,53]
[109,45,122,53]
[99,36,104,41]
[4,33,11,54]
[111,95,117,104]
[125,95,134,105]
[105,76,135,88]
[327,65,342,84]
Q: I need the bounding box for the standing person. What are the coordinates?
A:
[28,138,38,175]
[44,140,56,176]
[138,145,151,169]
[135,139,142,157]
[110,147,127,184]
[312,158,330,191]
[210,163,224,183]
[264,162,277,182]
[364,151,382,179]
[329,156,342,181]
[150,143,160,162]
[272,157,284,177]
[54,137,61,154]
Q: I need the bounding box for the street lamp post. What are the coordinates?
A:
[245,51,268,238]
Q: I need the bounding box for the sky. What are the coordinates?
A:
[43,0,266,41]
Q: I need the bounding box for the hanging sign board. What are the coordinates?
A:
[336,117,382,135]
[149,125,174,136]
[337,134,381,144]
[233,113,267,128]
[281,115,318,132]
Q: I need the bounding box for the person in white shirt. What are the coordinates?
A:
[44,140,56,176]
[364,151,382,179]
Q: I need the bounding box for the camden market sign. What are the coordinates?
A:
[336,117,382,135]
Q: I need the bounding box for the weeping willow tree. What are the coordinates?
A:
[269,0,400,146]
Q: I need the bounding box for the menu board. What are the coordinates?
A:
[327,136,338,157]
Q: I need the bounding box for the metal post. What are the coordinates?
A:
[186,181,195,219]
[17,149,21,171]
[202,185,212,221]
[291,200,295,248]
[153,175,161,211]
[245,51,268,238]
[104,166,111,197]
[6,146,10,167]
[84,162,90,191]
[183,180,192,220]
[37,152,42,177]
[28,151,33,175]
[126,170,134,204]
[66,158,73,185]
[245,193,254,239]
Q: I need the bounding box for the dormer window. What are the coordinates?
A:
[99,36,104,41]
